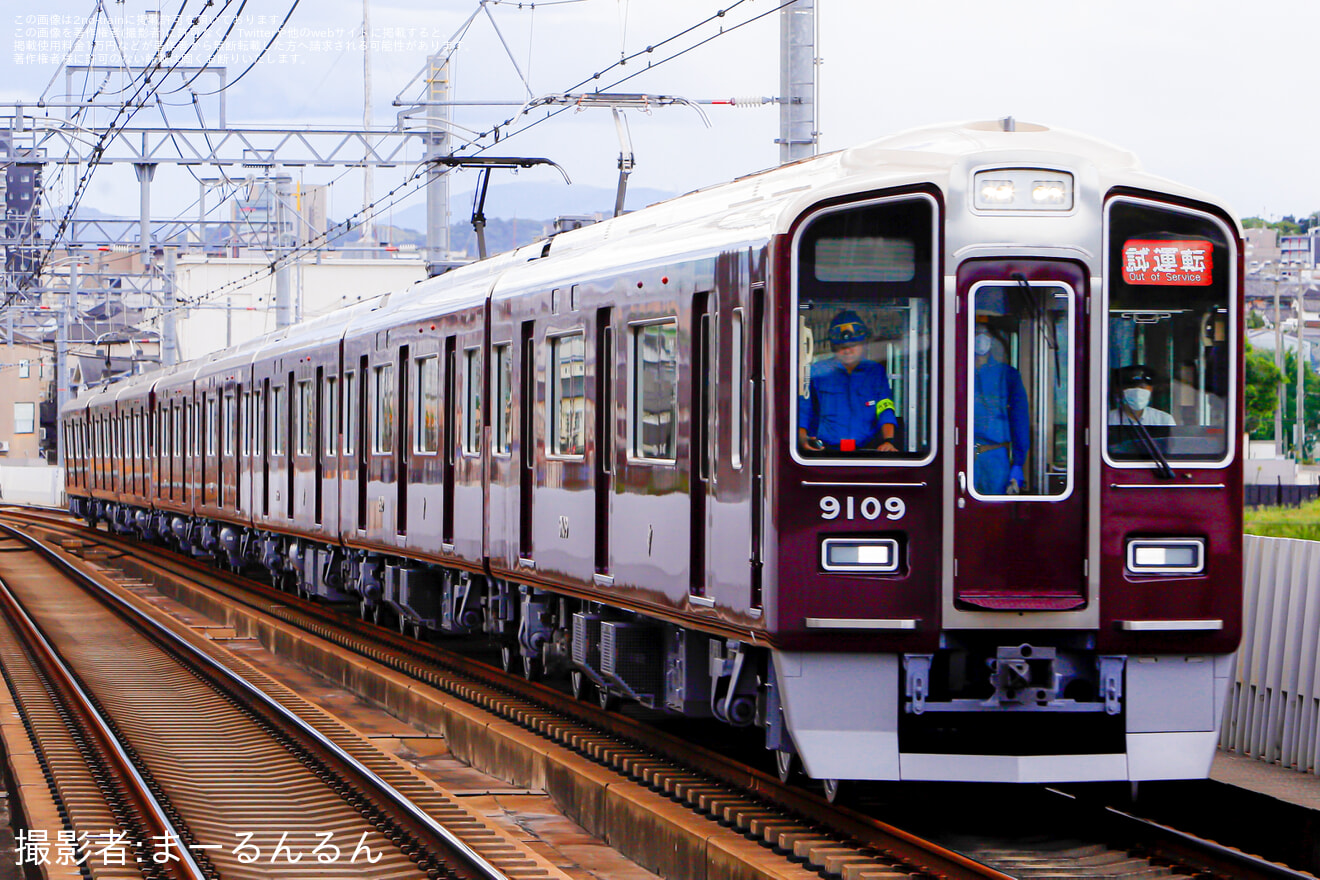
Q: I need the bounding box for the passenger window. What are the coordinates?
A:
[463,348,482,454]
[374,364,394,453]
[730,310,744,469]
[630,321,678,461]
[969,282,1074,499]
[415,356,440,453]
[1106,200,1233,464]
[343,371,356,456]
[550,334,586,457]
[492,344,513,455]
[271,387,285,455]
[296,380,314,455]
[324,376,338,456]
[793,196,936,462]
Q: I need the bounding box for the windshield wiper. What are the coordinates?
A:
[1117,401,1176,480]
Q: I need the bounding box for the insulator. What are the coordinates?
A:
[731,96,767,108]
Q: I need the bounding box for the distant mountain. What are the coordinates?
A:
[386,182,679,233]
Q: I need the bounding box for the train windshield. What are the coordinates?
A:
[793,196,936,463]
[1106,200,1235,464]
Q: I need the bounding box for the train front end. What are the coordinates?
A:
[771,123,1243,783]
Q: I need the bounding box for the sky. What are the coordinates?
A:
[5,0,1318,228]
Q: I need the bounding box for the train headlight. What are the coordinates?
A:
[1126,538,1205,575]
[973,169,1074,211]
[821,538,901,574]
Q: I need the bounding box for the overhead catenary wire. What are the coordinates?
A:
[17,0,298,303]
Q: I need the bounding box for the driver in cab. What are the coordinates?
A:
[798,310,898,455]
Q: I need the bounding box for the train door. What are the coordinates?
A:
[595,307,613,576]
[518,320,536,561]
[690,294,711,599]
[397,347,409,536]
[952,261,1087,610]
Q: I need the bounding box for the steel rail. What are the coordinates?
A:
[0,521,515,880]
[0,563,208,880]
[6,513,1012,880]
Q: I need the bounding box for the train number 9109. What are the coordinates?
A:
[819,495,905,522]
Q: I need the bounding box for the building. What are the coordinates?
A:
[0,339,52,461]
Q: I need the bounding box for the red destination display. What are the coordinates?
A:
[1122,239,1213,286]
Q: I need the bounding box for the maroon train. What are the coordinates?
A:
[61,120,1244,788]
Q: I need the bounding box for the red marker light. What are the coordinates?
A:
[841,439,856,452]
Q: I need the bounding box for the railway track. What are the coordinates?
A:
[0,519,566,880]
[3,509,1313,880]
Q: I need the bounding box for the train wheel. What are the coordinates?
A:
[411,622,428,643]
[822,779,843,804]
[570,669,591,701]
[775,750,797,784]
[500,644,516,675]
[359,599,372,621]
[597,687,618,712]
[371,603,386,627]
[397,615,409,636]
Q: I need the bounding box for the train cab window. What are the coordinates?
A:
[463,348,482,454]
[550,333,586,457]
[1105,199,1234,465]
[296,380,314,456]
[969,282,1074,500]
[629,321,678,461]
[343,371,357,456]
[374,364,395,453]
[492,344,513,455]
[793,196,936,463]
[415,356,440,453]
[271,386,286,455]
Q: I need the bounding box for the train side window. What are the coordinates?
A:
[253,391,264,457]
[1105,199,1234,465]
[629,321,679,462]
[296,379,314,455]
[173,406,182,457]
[463,347,482,454]
[492,344,512,455]
[324,376,338,456]
[271,386,286,455]
[792,195,937,464]
[415,356,440,453]
[343,371,356,456]
[550,333,586,457]
[208,397,219,457]
[731,309,744,469]
[374,364,395,453]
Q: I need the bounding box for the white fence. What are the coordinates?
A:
[0,464,64,508]
[1220,535,1320,771]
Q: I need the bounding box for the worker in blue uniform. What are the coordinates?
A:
[973,326,1030,495]
[798,310,898,454]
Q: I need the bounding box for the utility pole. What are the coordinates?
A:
[778,0,817,165]
[425,51,451,276]
[362,0,374,248]
[275,175,294,329]
[135,161,156,269]
[161,247,178,365]
[55,260,75,467]
[1275,276,1284,456]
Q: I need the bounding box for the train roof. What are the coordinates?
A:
[528,119,1238,267]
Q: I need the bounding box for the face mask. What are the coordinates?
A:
[1123,387,1151,411]
[974,332,992,357]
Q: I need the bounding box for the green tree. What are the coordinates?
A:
[1245,342,1282,438]
[1279,349,1320,461]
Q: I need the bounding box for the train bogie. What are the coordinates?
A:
[62,120,1244,785]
